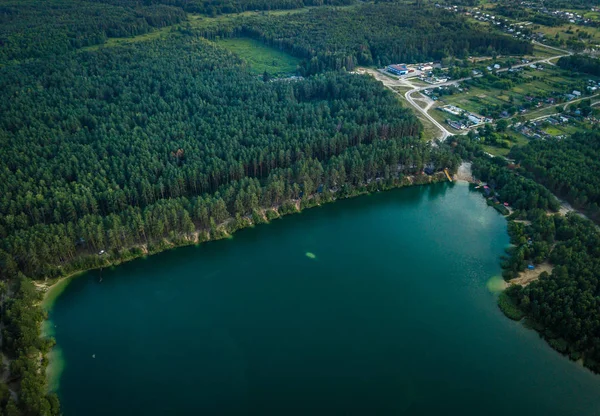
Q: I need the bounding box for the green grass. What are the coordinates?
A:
[80,26,173,51]
[543,126,564,136]
[483,145,510,157]
[385,90,439,141]
[429,107,463,134]
[584,11,600,21]
[536,23,600,44]
[187,4,357,30]
[216,37,300,76]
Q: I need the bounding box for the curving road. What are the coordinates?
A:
[401,51,572,141]
[361,44,572,142]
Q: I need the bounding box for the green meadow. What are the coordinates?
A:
[216,37,301,76]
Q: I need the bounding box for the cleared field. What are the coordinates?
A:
[483,145,510,157]
[541,122,583,136]
[80,26,173,51]
[584,11,600,21]
[187,4,358,30]
[536,24,600,45]
[216,37,300,76]
[483,131,529,157]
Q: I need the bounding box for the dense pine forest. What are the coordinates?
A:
[0,31,457,283]
[558,55,600,77]
[510,132,600,219]
[0,0,186,63]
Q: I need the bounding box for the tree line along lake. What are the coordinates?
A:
[46,182,600,416]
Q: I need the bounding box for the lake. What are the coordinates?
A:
[48,182,600,415]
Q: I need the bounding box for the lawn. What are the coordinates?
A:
[542,126,563,136]
[216,37,301,76]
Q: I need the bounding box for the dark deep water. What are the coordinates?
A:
[48,182,600,415]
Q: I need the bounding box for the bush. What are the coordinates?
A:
[498,290,525,321]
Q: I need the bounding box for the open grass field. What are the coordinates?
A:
[534,23,600,47]
[187,3,358,30]
[542,125,563,136]
[216,37,300,76]
[483,145,510,157]
[583,11,600,21]
[483,130,529,157]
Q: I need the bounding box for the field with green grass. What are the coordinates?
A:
[216,37,300,76]
[535,23,600,46]
[482,130,529,156]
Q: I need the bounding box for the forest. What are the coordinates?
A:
[0,32,432,275]
[231,4,534,73]
[0,0,186,64]
[557,55,600,77]
[89,0,355,15]
[510,131,600,220]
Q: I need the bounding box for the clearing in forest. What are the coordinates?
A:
[216,37,300,76]
[510,262,553,287]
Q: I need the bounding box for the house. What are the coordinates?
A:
[387,64,408,76]
[467,114,482,125]
[573,90,582,97]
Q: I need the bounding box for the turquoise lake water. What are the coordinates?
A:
[48,182,600,415]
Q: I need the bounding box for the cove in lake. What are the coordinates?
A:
[48,182,600,416]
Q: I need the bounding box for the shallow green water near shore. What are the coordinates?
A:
[49,182,600,415]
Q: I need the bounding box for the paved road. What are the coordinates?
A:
[361,46,572,142]
[403,88,452,140]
